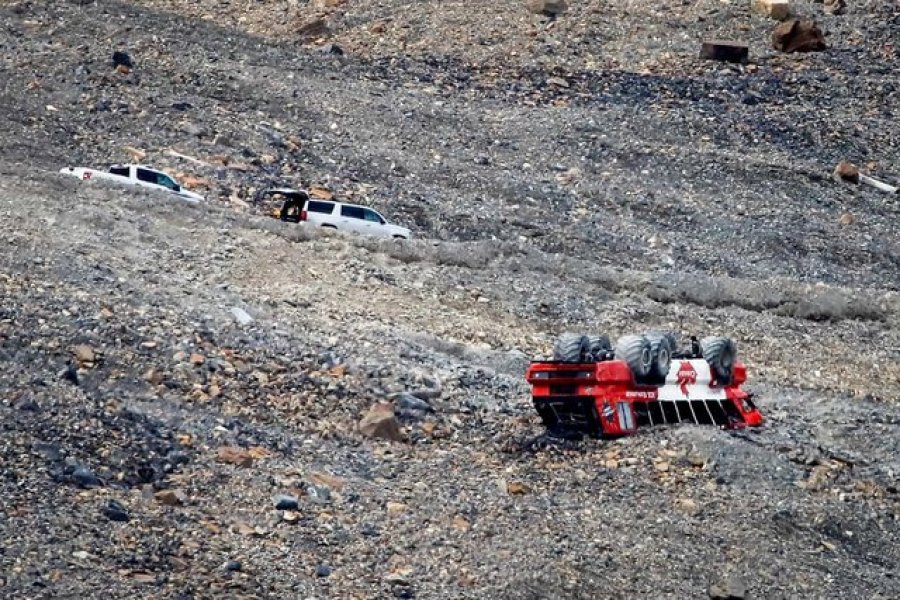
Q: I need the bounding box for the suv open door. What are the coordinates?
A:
[256,188,310,222]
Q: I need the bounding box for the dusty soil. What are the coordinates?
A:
[1,1,899,599]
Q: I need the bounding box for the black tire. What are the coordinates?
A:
[585,334,612,361]
[701,336,737,384]
[615,335,652,379]
[644,331,674,380]
[553,333,590,363]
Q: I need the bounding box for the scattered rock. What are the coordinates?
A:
[316,564,333,577]
[154,489,186,506]
[686,452,708,468]
[309,470,344,490]
[230,306,253,326]
[833,161,860,184]
[111,50,133,69]
[751,0,791,20]
[527,0,568,17]
[359,402,403,441]
[297,18,328,38]
[699,40,749,64]
[124,146,146,161]
[58,363,79,385]
[675,498,701,516]
[838,212,855,226]
[32,442,62,461]
[506,481,528,495]
[217,446,254,468]
[72,344,95,365]
[309,186,333,200]
[274,494,300,511]
[386,501,407,515]
[222,560,242,573]
[772,19,827,53]
[394,392,434,415]
[143,369,164,385]
[452,515,471,531]
[319,43,344,55]
[14,397,39,411]
[72,466,101,488]
[102,500,130,522]
[708,574,747,599]
[546,77,569,88]
[823,0,846,15]
[306,485,331,505]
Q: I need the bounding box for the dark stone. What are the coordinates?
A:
[319,43,344,56]
[395,392,434,414]
[222,560,242,572]
[316,564,332,577]
[165,450,190,469]
[136,464,157,483]
[274,495,299,511]
[102,500,130,522]
[72,466,101,488]
[742,93,761,106]
[699,41,749,64]
[59,364,79,385]
[15,397,39,411]
[32,443,63,462]
[112,51,134,69]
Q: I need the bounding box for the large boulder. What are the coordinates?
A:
[772,19,827,53]
[527,0,568,17]
[359,402,403,441]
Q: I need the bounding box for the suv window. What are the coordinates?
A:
[307,200,335,214]
[109,166,129,177]
[156,173,178,190]
[136,168,157,183]
[340,205,365,220]
[363,209,384,224]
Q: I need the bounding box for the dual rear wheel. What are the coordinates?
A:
[552,333,611,363]
[551,331,737,384]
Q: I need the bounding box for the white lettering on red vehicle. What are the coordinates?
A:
[676,362,697,397]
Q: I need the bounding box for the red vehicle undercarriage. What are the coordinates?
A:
[526,334,763,438]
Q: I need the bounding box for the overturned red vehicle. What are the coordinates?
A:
[526,333,763,438]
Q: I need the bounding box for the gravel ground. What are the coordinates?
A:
[1,1,899,599]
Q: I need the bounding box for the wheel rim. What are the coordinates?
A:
[640,346,652,370]
[658,347,670,371]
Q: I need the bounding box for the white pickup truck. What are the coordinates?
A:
[59,163,205,203]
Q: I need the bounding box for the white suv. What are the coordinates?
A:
[301,199,411,239]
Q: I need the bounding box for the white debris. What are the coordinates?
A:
[230,307,254,326]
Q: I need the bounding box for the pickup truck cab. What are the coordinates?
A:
[59,164,204,203]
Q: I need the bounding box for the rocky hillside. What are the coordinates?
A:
[1,1,899,599]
